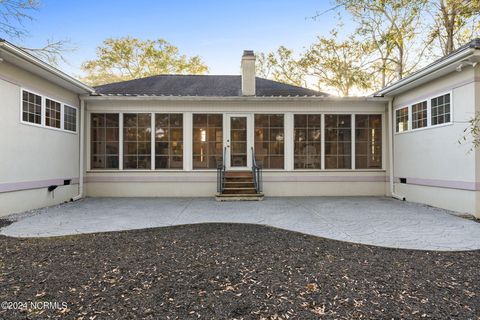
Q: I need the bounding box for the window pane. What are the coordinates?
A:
[22,90,42,125]
[395,107,409,132]
[294,114,321,169]
[325,114,352,169]
[45,99,61,128]
[193,114,222,169]
[431,93,451,126]
[155,114,183,169]
[254,114,284,169]
[355,114,382,169]
[412,101,427,129]
[123,113,151,170]
[64,105,77,132]
[91,113,119,169]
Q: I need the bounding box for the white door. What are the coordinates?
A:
[225,114,253,170]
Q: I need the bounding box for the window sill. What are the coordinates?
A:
[395,121,453,135]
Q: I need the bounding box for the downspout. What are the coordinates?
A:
[72,97,85,201]
[388,97,405,201]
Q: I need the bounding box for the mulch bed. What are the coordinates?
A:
[0,223,479,319]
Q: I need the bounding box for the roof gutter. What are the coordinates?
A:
[82,94,391,103]
[0,40,95,94]
[376,47,478,96]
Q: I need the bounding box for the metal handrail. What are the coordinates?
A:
[217,147,227,193]
[251,147,263,193]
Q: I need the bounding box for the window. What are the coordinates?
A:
[412,101,427,129]
[155,114,183,169]
[91,113,119,169]
[123,113,152,169]
[22,90,42,125]
[325,115,351,169]
[64,105,77,132]
[254,114,284,169]
[431,93,451,125]
[355,115,382,169]
[45,98,61,128]
[294,114,321,169]
[193,114,223,169]
[395,107,409,133]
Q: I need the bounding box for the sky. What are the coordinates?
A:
[11,0,351,78]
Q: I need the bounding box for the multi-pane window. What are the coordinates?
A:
[355,115,382,169]
[64,105,77,132]
[22,90,42,125]
[45,98,61,128]
[91,113,119,169]
[193,114,223,169]
[412,101,427,129]
[294,114,321,169]
[254,114,284,169]
[325,114,351,169]
[124,113,152,169]
[155,114,183,169]
[395,107,409,133]
[431,93,451,125]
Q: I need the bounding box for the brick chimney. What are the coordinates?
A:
[241,50,256,96]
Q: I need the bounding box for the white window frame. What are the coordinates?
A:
[394,106,410,134]
[45,96,63,130]
[87,111,386,173]
[19,88,44,128]
[395,90,453,135]
[190,112,225,172]
[292,113,323,171]
[252,112,286,171]
[19,88,78,134]
[63,104,79,133]
[411,100,428,130]
[153,113,185,171]
[88,111,188,172]
[430,91,453,127]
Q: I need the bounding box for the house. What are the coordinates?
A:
[0,39,479,217]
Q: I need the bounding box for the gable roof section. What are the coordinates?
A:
[375,38,480,96]
[93,75,328,97]
[0,39,94,94]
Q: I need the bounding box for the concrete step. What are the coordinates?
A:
[224,182,255,188]
[215,193,264,201]
[222,188,257,194]
[224,172,253,178]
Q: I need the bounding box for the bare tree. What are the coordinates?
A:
[0,0,71,64]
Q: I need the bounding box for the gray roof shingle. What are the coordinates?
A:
[93,75,327,97]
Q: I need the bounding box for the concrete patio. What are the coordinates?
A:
[1,197,480,251]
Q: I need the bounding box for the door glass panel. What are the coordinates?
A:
[230,117,247,167]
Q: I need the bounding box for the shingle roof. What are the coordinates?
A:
[93,75,328,97]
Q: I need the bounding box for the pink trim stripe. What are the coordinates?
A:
[86,175,387,183]
[0,177,79,193]
[394,177,479,191]
[86,176,217,183]
[264,176,387,182]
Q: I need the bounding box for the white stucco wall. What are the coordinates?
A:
[392,66,479,216]
[85,98,389,198]
[0,61,81,216]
